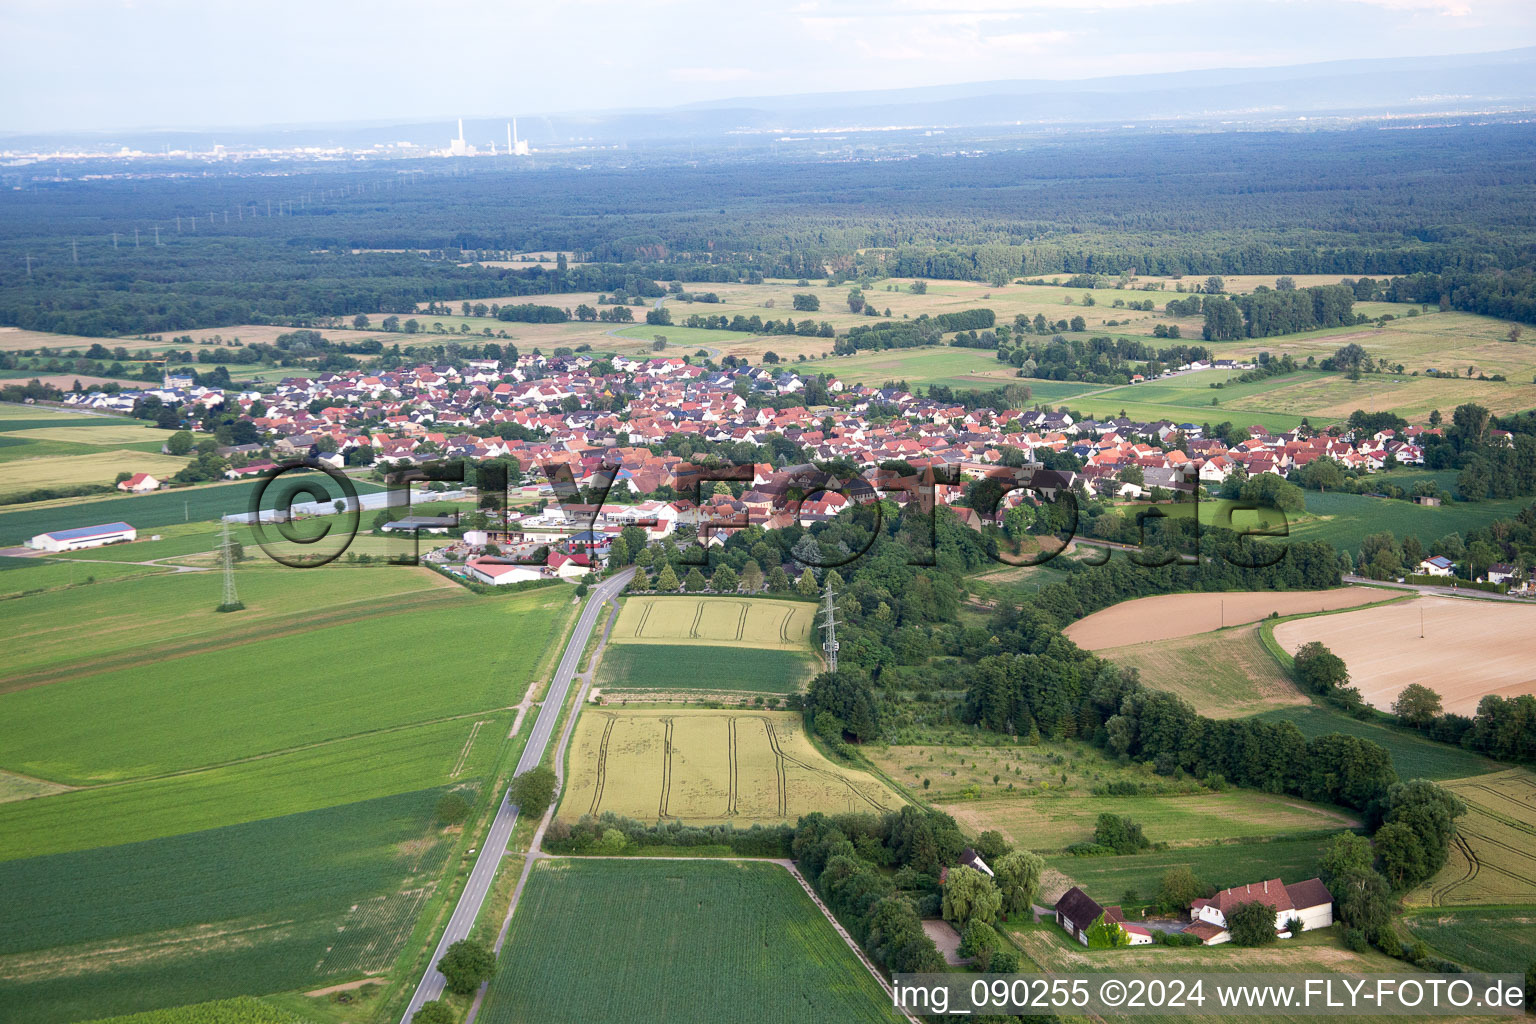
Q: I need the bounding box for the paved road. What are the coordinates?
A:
[398,566,635,1022]
[1341,574,1533,603]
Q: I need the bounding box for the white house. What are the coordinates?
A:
[1185,877,1332,945]
[29,522,137,552]
[1485,563,1520,586]
[116,473,161,493]
[1419,555,1456,577]
[546,551,592,578]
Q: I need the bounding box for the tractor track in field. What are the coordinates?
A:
[760,715,889,815]
[726,716,739,817]
[688,601,704,638]
[587,715,615,817]
[1433,833,1480,906]
[657,717,674,818]
[760,717,788,817]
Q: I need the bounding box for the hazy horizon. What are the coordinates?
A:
[4,0,1536,135]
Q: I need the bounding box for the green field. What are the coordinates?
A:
[0,475,385,547]
[1402,906,1536,973]
[1043,835,1339,906]
[1287,488,1534,555]
[611,324,763,349]
[0,582,566,783]
[0,714,503,861]
[77,997,317,1024]
[1254,705,1500,781]
[0,554,165,597]
[0,788,458,1024]
[2,564,462,682]
[479,859,902,1024]
[596,643,815,694]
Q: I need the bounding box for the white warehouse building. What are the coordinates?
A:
[28,522,137,552]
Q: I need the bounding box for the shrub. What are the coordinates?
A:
[1227,900,1279,946]
[435,792,471,826]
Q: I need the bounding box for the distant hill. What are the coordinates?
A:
[5,47,1534,151]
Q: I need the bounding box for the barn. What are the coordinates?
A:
[1054,886,1153,946]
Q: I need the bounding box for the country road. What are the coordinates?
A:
[397,565,635,1022]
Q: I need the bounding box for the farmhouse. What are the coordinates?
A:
[28,522,137,552]
[116,473,161,493]
[1054,886,1153,946]
[1185,877,1332,945]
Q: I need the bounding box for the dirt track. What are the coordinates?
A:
[1064,588,1395,649]
[1273,595,1536,715]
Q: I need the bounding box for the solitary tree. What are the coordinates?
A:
[437,939,496,995]
[509,765,557,816]
[654,563,680,592]
[1392,684,1443,728]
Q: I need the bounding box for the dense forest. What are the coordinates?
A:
[3,124,1536,336]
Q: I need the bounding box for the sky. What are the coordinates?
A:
[2,0,1534,133]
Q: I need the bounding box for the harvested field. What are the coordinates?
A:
[0,451,188,498]
[1064,588,1395,649]
[1408,768,1536,908]
[1272,596,1536,715]
[1098,624,1308,718]
[610,595,814,651]
[559,709,901,825]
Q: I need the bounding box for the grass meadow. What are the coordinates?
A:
[1097,624,1309,718]
[595,642,815,694]
[1041,835,1341,906]
[0,788,458,1024]
[1287,488,1534,555]
[0,554,164,597]
[480,859,903,1024]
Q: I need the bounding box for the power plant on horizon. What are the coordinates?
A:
[443,118,530,157]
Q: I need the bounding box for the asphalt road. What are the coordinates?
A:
[398,566,635,1022]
